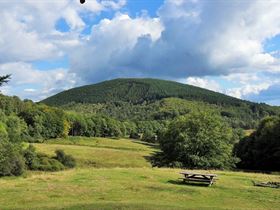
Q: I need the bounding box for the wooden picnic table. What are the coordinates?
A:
[179,171,218,186]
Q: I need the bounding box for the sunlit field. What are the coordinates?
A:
[0,137,279,210]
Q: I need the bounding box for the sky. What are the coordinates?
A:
[0,0,280,105]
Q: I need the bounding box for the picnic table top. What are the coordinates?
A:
[180,171,218,177]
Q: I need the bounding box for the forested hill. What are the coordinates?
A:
[42,78,251,106]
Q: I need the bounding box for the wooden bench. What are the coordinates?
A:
[179,171,218,186]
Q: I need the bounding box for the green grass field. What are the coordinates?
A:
[0,137,279,210]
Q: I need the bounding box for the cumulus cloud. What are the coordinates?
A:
[220,71,280,101]
[0,62,77,101]
[0,0,126,63]
[226,83,271,99]
[0,0,126,100]
[246,84,280,105]
[70,13,163,82]
[185,77,221,93]
[1,0,280,105]
[70,0,280,83]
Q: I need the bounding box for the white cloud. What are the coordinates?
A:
[185,77,221,92]
[246,83,280,105]
[1,0,280,105]
[24,89,36,93]
[0,62,77,101]
[70,13,163,82]
[223,73,260,85]
[226,83,271,99]
[0,0,127,64]
[69,0,280,83]
[0,11,60,63]
[0,0,127,100]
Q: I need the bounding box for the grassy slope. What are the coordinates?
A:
[34,137,155,168]
[0,137,279,210]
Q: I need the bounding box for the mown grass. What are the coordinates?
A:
[0,137,279,210]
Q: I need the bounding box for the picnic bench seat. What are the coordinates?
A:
[179,171,218,186]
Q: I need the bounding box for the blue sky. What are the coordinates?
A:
[0,0,280,105]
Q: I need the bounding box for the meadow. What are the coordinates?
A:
[0,137,279,210]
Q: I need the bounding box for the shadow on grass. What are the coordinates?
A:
[168,180,210,187]
[132,140,160,150]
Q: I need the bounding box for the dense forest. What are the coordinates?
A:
[42,78,280,130]
[42,78,278,111]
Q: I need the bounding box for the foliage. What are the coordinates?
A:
[6,115,28,143]
[41,78,249,106]
[0,94,69,140]
[18,104,68,139]
[24,145,76,171]
[0,140,25,176]
[41,78,280,130]
[23,144,39,170]
[0,121,8,139]
[60,97,279,130]
[154,111,237,169]
[235,116,280,171]
[0,74,11,87]
[23,145,65,171]
[67,113,125,138]
[55,149,76,168]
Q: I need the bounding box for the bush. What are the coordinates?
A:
[55,149,76,168]
[36,154,65,171]
[0,141,25,176]
[23,145,40,170]
[23,145,65,171]
[24,146,76,171]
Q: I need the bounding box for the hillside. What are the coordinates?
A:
[41,78,248,106]
[41,78,280,129]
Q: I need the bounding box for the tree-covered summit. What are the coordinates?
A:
[41,78,249,106]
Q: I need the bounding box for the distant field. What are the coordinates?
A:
[0,137,279,210]
[34,137,156,168]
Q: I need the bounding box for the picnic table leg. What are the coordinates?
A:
[201,175,213,186]
[208,176,214,186]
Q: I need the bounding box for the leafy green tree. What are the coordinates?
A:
[156,111,237,169]
[19,105,68,139]
[6,115,28,143]
[235,116,280,171]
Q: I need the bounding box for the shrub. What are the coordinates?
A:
[36,154,65,171]
[23,145,65,171]
[55,149,76,168]
[0,141,25,176]
[23,145,40,170]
